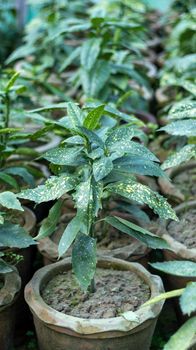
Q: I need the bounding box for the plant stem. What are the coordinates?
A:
[88,277,96,294]
[0,93,10,168]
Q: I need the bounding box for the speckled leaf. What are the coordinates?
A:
[58,213,83,258]
[105,216,169,249]
[105,126,134,150]
[83,105,105,130]
[72,233,97,290]
[36,200,63,240]
[163,317,196,350]
[162,145,196,170]
[150,261,196,277]
[0,223,36,248]
[42,146,84,165]
[93,156,113,181]
[106,181,177,220]
[67,102,83,128]
[180,283,196,315]
[81,38,102,71]
[168,101,196,120]
[77,127,105,149]
[81,60,111,97]
[0,259,13,273]
[114,157,165,177]
[74,178,93,233]
[18,175,77,203]
[0,192,23,211]
[178,81,196,96]
[160,120,196,137]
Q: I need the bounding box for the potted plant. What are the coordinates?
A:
[17,102,177,350]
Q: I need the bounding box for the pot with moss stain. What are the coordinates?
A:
[38,212,150,267]
[162,200,196,290]
[0,268,21,350]
[158,161,196,204]
[25,257,164,350]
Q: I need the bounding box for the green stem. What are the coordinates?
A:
[0,93,10,168]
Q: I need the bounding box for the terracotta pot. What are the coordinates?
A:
[158,161,196,204]
[0,268,21,350]
[25,257,164,350]
[38,212,150,267]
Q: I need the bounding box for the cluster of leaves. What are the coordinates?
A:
[158,5,196,169]
[6,0,156,114]
[17,102,177,290]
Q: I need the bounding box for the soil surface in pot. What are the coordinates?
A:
[42,268,150,319]
[167,208,196,248]
[173,167,196,199]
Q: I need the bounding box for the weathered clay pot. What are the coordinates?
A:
[158,161,196,204]
[25,257,164,350]
[38,212,150,267]
[0,269,21,350]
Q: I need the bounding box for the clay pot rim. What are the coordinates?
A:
[0,268,21,309]
[37,213,150,263]
[25,257,164,335]
[163,200,196,262]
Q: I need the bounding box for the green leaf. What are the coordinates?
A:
[4,167,35,187]
[104,105,143,125]
[93,156,113,181]
[0,172,18,190]
[114,157,165,177]
[18,175,77,204]
[58,213,82,257]
[81,60,111,97]
[0,259,13,274]
[83,105,105,130]
[36,200,63,240]
[105,126,134,150]
[42,146,84,165]
[67,102,83,129]
[168,101,196,120]
[59,47,81,72]
[81,38,102,71]
[160,120,196,137]
[77,126,105,149]
[180,283,196,316]
[106,181,177,220]
[162,145,196,170]
[163,317,196,350]
[104,216,169,249]
[72,233,97,290]
[113,142,159,161]
[0,223,36,248]
[29,103,68,113]
[0,192,23,211]
[150,261,196,277]
[5,72,20,92]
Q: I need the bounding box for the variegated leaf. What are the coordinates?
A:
[42,146,84,165]
[18,175,77,203]
[162,145,196,170]
[0,192,23,211]
[180,283,196,316]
